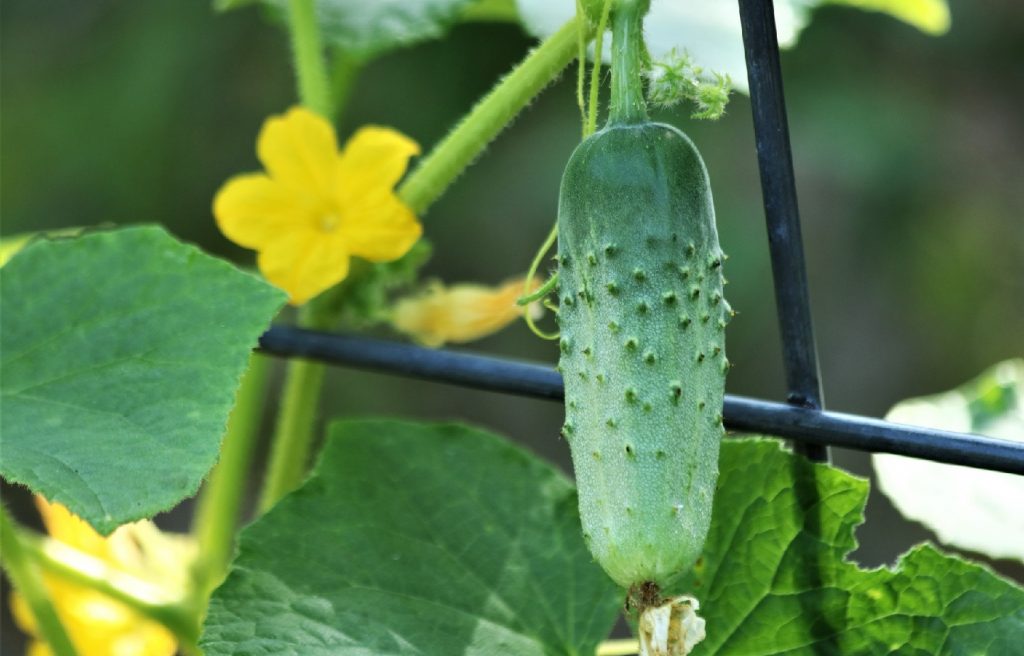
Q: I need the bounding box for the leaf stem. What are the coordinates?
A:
[288,0,331,117]
[191,353,272,592]
[329,48,362,120]
[398,16,592,215]
[18,528,200,653]
[0,505,79,656]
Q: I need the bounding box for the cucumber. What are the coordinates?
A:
[557,0,728,592]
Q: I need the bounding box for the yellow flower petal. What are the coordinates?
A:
[336,125,420,191]
[11,498,189,656]
[391,277,540,347]
[215,109,421,305]
[257,107,339,196]
[213,174,316,250]
[36,497,111,559]
[340,191,422,263]
[257,231,350,305]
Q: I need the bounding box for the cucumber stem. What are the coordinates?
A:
[608,0,649,126]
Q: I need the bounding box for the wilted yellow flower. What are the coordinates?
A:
[390,277,542,347]
[214,107,422,305]
[10,497,196,656]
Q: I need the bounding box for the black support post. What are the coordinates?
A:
[738,0,829,462]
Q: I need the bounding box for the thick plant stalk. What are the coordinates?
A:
[288,0,331,117]
[398,16,591,215]
[192,354,272,588]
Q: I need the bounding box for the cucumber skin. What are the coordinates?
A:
[557,122,727,589]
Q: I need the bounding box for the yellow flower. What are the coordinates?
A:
[214,107,422,305]
[10,497,196,656]
[390,277,542,348]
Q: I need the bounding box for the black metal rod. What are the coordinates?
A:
[738,0,829,463]
[259,327,1024,476]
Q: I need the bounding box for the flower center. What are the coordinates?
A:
[318,212,341,232]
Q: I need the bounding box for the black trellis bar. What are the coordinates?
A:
[739,0,829,463]
[259,326,1024,476]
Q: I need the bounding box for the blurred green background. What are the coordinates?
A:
[2,0,1022,651]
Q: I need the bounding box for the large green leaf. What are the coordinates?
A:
[201,419,621,656]
[677,439,1024,654]
[0,226,285,534]
[241,0,481,60]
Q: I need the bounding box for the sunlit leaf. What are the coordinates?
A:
[675,439,1024,654]
[874,359,1024,562]
[516,0,950,92]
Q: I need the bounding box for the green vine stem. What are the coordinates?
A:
[519,222,560,340]
[288,0,331,117]
[18,529,200,654]
[608,0,650,126]
[258,311,329,511]
[0,505,78,656]
[257,0,340,512]
[398,15,592,215]
[191,353,272,590]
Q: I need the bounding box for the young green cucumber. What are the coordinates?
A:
[557,0,728,591]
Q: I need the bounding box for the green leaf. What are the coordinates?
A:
[875,359,1024,561]
[459,0,520,23]
[675,439,1024,654]
[255,0,480,60]
[201,419,621,656]
[0,226,285,534]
